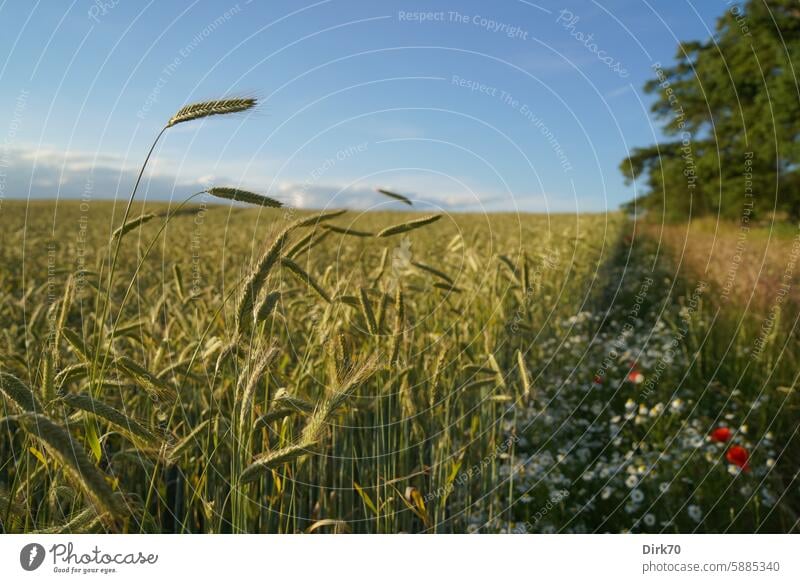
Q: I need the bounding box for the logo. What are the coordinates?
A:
[20,543,46,571]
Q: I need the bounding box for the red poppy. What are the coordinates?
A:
[627,370,644,384]
[593,374,603,385]
[710,427,732,443]
[726,445,750,471]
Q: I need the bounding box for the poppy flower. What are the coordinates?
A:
[627,370,644,384]
[710,427,732,443]
[725,445,750,471]
[593,374,603,385]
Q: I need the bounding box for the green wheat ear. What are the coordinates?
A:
[206,187,282,209]
[166,97,257,127]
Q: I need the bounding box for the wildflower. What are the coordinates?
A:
[631,489,644,503]
[687,504,702,522]
[625,475,638,488]
[670,398,684,413]
[710,426,732,443]
[627,370,645,384]
[726,445,750,471]
[593,374,603,385]
[643,513,656,526]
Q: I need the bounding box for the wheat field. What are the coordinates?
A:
[1,100,797,534]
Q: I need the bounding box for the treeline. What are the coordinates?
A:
[621,0,800,221]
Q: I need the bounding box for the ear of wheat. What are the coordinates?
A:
[237,231,291,329]
[358,287,378,334]
[289,209,347,230]
[254,291,281,324]
[516,349,532,400]
[166,97,257,128]
[389,286,405,365]
[237,345,278,432]
[114,356,177,402]
[377,214,442,237]
[376,188,413,206]
[412,261,454,285]
[206,187,282,208]
[61,392,159,446]
[241,354,379,484]
[322,224,374,237]
[167,419,211,464]
[111,213,156,241]
[0,372,42,412]
[11,413,126,518]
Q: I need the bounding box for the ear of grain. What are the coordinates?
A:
[61,392,159,446]
[41,352,55,404]
[301,354,380,445]
[254,291,281,324]
[516,349,532,399]
[111,213,156,241]
[488,354,507,389]
[412,261,454,285]
[429,348,447,408]
[167,419,211,464]
[389,286,405,365]
[272,387,315,413]
[62,328,91,362]
[372,247,389,285]
[0,372,42,412]
[377,214,441,238]
[214,340,243,376]
[285,230,316,259]
[358,287,378,334]
[281,258,331,303]
[54,275,74,360]
[35,506,108,534]
[114,356,177,402]
[289,209,347,230]
[55,363,90,389]
[376,188,413,206]
[172,264,185,301]
[237,230,291,329]
[237,345,278,432]
[12,413,126,518]
[240,443,315,483]
[166,97,257,127]
[322,224,374,237]
[433,282,463,293]
[206,187,282,209]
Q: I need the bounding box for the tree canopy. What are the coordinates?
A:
[621,0,800,220]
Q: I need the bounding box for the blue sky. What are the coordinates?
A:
[0,0,727,212]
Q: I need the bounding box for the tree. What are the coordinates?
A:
[621,0,800,221]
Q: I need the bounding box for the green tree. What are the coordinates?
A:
[621,0,800,221]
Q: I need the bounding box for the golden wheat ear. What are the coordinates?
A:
[166,97,257,128]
